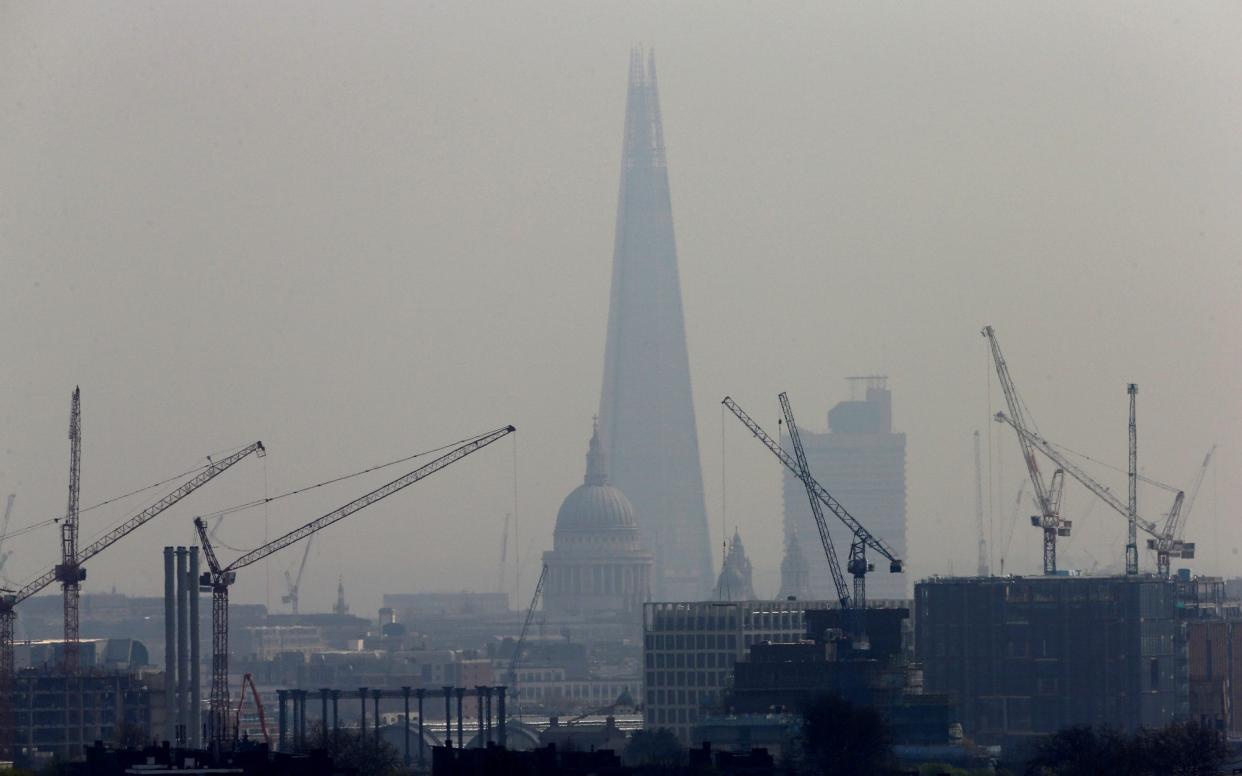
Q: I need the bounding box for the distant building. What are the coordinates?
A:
[382,591,510,619]
[642,600,836,744]
[597,49,714,601]
[7,670,158,760]
[782,377,907,600]
[1187,619,1242,734]
[914,575,1184,747]
[542,425,653,625]
[714,531,757,602]
[777,530,811,601]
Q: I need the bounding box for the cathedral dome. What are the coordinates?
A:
[554,424,638,533]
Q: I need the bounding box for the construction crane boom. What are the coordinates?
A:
[233,673,270,746]
[721,397,902,569]
[1170,445,1215,542]
[507,563,547,710]
[59,388,83,672]
[5,443,268,609]
[196,424,515,746]
[982,326,1066,575]
[777,394,850,612]
[994,412,1160,536]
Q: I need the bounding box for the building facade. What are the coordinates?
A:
[781,378,907,600]
[914,575,1184,747]
[642,600,836,743]
[597,49,714,601]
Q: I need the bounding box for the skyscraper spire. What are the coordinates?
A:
[598,49,713,600]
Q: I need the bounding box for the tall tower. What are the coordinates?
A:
[598,49,713,601]
[781,377,908,600]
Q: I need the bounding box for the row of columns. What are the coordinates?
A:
[275,685,507,767]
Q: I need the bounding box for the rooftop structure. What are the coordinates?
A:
[597,49,713,601]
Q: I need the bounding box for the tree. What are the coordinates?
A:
[1133,721,1229,776]
[797,693,895,776]
[1025,722,1229,776]
[1024,725,1133,776]
[308,722,400,776]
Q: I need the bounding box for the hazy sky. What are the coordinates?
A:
[3,2,1239,613]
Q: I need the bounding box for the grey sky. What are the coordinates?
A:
[2,2,1239,610]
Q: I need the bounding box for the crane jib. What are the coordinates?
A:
[222,426,516,574]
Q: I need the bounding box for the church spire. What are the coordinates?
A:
[585,418,608,486]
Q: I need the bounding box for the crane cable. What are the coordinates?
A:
[0,444,256,544]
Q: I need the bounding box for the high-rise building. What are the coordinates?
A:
[781,377,907,600]
[597,49,713,601]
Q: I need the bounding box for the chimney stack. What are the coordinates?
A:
[163,547,175,744]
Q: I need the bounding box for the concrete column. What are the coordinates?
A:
[188,547,201,748]
[331,690,340,744]
[497,686,506,748]
[299,690,307,751]
[162,547,175,745]
[441,687,452,745]
[483,687,492,744]
[358,687,367,744]
[455,687,464,748]
[474,687,485,748]
[320,689,329,748]
[277,690,287,752]
[402,687,411,766]
[415,688,426,766]
[372,689,380,743]
[175,547,189,744]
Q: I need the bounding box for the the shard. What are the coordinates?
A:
[597,49,714,601]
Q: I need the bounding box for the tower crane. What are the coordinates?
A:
[0,495,15,579]
[1126,384,1139,575]
[722,396,902,603]
[1147,445,1215,575]
[993,411,1180,574]
[507,563,547,714]
[498,513,510,595]
[60,388,83,672]
[280,536,313,615]
[195,424,515,747]
[0,441,265,755]
[982,326,1069,575]
[776,395,852,617]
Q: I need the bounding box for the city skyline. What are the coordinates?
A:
[1,4,1238,613]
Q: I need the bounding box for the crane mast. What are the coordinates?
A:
[1126,384,1139,575]
[508,563,547,713]
[721,397,901,585]
[982,326,1066,575]
[777,394,851,613]
[974,431,988,577]
[58,388,84,673]
[197,424,515,746]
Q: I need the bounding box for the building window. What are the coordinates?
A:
[1150,658,1159,689]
